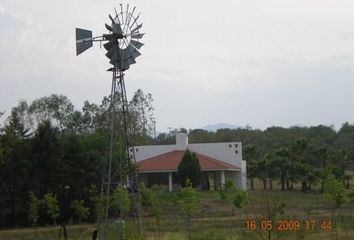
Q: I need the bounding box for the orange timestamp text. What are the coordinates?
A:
[245,219,332,231]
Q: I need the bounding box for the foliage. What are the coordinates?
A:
[111,186,131,218]
[70,200,89,223]
[178,179,200,240]
[29,94,74,131]
[218,181,249,211]
[43,193,60,225]
[140,184,164,239]
[87,184,103,221]
[0,92,155,227]
[218,180,235,200]
[28,192,42,226]
[323,174,349,240]
[232,188,249,209]
[177,150,202,188]
[323,175,347,208]
[129,89,155,138]
[2,92,354,228]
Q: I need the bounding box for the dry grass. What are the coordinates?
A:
[1,190,353,240]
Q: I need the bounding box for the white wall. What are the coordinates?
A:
[176,133,188,150]
[133,133,189,161]
[235,160,247,190]
[188,142,242,168]
[132,144,177,162]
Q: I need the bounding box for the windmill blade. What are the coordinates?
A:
[125,4,130,24]
[121,60,130,70]
[127,57,136,65]
[114,8,120,22]
[105,23,113,32]
[127,7,136,26]
[75,28,93,55]
[131,23,142,34]
[130,40,144,50]
[103,40,115,51]
[123,45,141,60]
[109,14,115,23]
[105,44,118,59]
[120,4,124,23]
[112,21,122,34]
[129,13,140,28]
[131,49,141,59]
[131,33,144,39]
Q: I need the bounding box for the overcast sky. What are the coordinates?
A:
[1,0,354,132]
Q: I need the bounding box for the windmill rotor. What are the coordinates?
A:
[104,4,144,71]
[75,3,144,71]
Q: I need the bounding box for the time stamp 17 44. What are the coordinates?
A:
[245,219,332,231]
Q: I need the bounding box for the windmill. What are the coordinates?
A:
[75,3,144,238]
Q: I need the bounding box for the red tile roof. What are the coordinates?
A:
[137,150,240,172]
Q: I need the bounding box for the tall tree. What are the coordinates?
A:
[273,148,291,191]
[289,138,312,192]
[177,150,202,188]
[243,144,259,190]
[0,106,31,226]
[30,120,62,195]
[29,94,74,131]
[129,89,155,143]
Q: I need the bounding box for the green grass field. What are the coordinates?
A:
[1,190,353,240]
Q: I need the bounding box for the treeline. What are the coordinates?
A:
[158,125,354,192]
[1,91,354,228]
[0,91,155,228]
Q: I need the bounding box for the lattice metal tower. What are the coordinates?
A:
[75,3,144,237]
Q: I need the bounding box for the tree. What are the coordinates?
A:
[87,184,103,221]
[232,188,249,209]
[70,200,89,223]
[140,184,164,240]
[323,175,351,240]
[28,192,42,226]
[129,89,155,144]
[177,150,201,188]
[273,148,291,191]
[255,157,268,190]
[43,193,60,226]
[0,106,31,226]
[111,186,131,218]
[178,179,199,240]
[289,138,312,192]
[31,120,62,195]
[81,101,101,134]
[219,180,249,211]
[29,94,74,131]
[243,145,259,190]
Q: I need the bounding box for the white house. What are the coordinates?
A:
[132,133,247,191]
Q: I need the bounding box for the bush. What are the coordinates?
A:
[70,200,89,223]
[111,186,131,218]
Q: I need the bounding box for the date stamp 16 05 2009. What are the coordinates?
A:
[245,219,332,232]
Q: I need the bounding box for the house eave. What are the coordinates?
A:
[138,168,240,174]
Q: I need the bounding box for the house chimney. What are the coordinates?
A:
[176,133,188,150]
